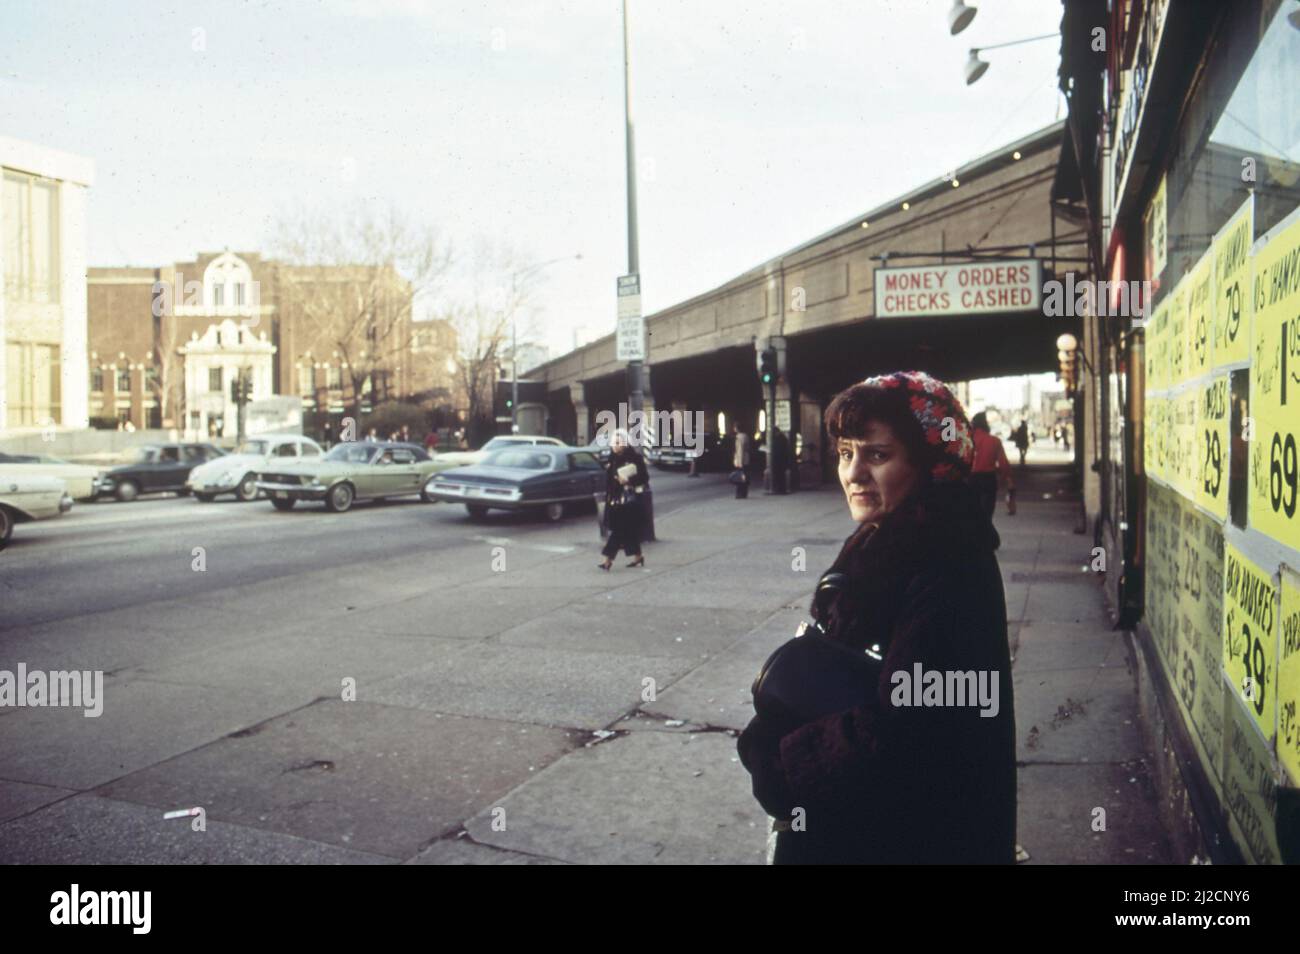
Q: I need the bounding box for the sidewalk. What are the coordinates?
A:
[0,462,1175,865]
[412,463,1175,864]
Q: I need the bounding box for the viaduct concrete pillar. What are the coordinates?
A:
[571,381,589,444]
[798,390,825,487]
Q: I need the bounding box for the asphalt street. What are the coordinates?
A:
[0,466,815,863]
[0,467,710,632]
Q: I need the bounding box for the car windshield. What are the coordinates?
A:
[325,443,379,464]
[234,440,270,455]
[485,449,555,470]
[132,447,160,463]
[481,437,529,452]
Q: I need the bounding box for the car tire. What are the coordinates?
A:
[0,506,13,547]
[270,496,296,511]
[543,501,565,522]
[195,493,216,503]
[465,504,489,520]
[235,474,259,502]
[115,480,140,503]
[326,483,354,513]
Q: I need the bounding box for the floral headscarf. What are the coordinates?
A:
[856,370,974,483]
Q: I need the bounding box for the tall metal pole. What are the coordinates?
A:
[511,314,518,433]
[623,0,643,419]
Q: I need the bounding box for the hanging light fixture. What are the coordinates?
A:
[964,33,1058,85]
[948,0,977,35]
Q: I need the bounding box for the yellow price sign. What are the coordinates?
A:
[1223,543,1278,741]
[1188,250,1214,377]
[1171,388,1198,497]
[1213,196,1252,368]
[1168,281,1189,387]
[1279,570,1300,784]
[1196,375,1229,519]
[1146,396,1166,481]
[1248,213,1300,552]
[1149,296,1170,392]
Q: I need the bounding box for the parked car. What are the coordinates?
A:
[0,452,101,501]
[423,445,606,522]
[648,432,728,472]
[581,431,612,463]
[256,441,452,512]
[0,473,73,548]
[93,443,226,501]
[186,434,324,502]
[433,434,567,470]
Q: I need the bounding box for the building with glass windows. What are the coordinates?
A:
[0,137,94,433]
[1058,0,1300,864]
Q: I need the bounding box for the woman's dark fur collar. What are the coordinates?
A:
[825,479,999,596]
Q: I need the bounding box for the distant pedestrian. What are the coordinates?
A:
[598,430,649,570]
[1013,420,1029,465]
[738,370,1014,864]
[770,426,790,494]
[1061,424,1071,451]
[732,423,751,499]
[425,429,439,452]
[969,412,1014,530]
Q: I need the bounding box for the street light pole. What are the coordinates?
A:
[623,0,643,420]
[511,315,518,433]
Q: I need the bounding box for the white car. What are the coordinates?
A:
[433,435,567,469]
[0,473,73,548]
[0,452,101,501]
[186,434,324,502]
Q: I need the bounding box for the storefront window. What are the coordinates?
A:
[1158,0,1300,301]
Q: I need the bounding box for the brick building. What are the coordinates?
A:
[87,250,459,437]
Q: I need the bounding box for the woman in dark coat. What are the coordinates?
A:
[598,429,650,569]
[738,370,1016,864]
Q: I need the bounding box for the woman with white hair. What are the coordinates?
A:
[598,429,650,570]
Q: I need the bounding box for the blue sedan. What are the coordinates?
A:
[422,446,606,521]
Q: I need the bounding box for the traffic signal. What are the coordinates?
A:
[759,347,778,387]
[230,372,254,404]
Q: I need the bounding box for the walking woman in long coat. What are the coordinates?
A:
[598,430,650,570]
[738,370,1016,863]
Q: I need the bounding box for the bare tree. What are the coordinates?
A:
[268,201,453,417]
[437,241,548,445]
[147,282,187,429]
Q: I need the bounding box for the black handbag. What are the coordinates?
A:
[751,571,885,727]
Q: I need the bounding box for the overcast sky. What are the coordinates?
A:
[2,0,1064,356]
